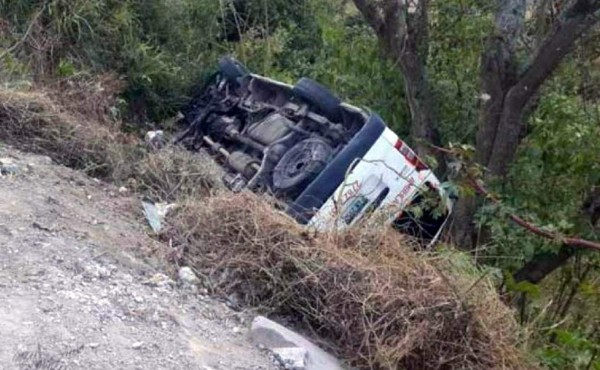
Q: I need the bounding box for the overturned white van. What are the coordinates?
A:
[177,57,452,244]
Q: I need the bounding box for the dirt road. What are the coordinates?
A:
[0,145,276,370]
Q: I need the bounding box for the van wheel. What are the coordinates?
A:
[218,57,249,82]
[272,138,333,197]
[293,78,342,122]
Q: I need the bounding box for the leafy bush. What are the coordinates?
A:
[0,0,222,121]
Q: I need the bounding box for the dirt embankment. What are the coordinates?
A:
[0,86,532,369]
[0,146,276,370]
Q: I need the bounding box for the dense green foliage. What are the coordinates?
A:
[1,0,599,367]
[0,0,408,130]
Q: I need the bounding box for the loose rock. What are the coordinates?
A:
[250,316,345,370]
[145,130,166,149]
[143,273,174,288]
[0,158,20,175]
[178,267,199,285]
[272,347,308,370]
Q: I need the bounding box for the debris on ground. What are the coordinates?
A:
[251,316,345,370]
[142,200,177,233]
[168,193,529,369]
[0,157,21,175]
[178,266,200,286]
[145,130,166,149]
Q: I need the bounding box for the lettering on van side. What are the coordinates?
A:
[328,181,361,218]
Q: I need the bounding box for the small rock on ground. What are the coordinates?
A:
[251,316,346,370]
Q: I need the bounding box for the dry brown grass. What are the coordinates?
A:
[166,193,531,370]
[42,73,126,124]
[0,88,140,179]
[130,147,223,202]
[0,88,219,201]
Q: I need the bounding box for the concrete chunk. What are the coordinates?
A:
[0,158,21,175]
[250,316,346,370]
[272,347,307,370]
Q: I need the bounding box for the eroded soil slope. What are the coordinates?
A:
[0,145,275,370]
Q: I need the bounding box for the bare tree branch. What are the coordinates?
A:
[513,246,576,283]
[514,186,599,284]
[513,0,600,107]
[469,178,600,252]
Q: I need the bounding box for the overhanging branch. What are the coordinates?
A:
[469,178,600,252]
[433,144,600,252]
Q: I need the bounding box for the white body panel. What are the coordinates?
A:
[308,128,449,243]
[251,74,451,242]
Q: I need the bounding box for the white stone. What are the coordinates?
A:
[272,347,307,370]
[250,316,346,370]
[0,158,20,175]
[145,130,166,149]
[145,130,164,142]
[178,267,199,285]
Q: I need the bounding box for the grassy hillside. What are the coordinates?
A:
[2,0,599,368]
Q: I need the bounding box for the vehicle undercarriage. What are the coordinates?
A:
[177,57,367,202]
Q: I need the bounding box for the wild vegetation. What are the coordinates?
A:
[167,193,528,369]
[1,0,599,368]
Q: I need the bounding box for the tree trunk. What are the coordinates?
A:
[352,0,446,173]
[513,246,576,283]
[451,0,525,248]
[399,48,445,173]
[451,0,600,249]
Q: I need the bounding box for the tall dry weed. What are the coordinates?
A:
[165,193,531,369]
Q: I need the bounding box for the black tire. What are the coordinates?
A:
[293,77,342,122]
[272,138,333,197]
[218,57,249,82]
